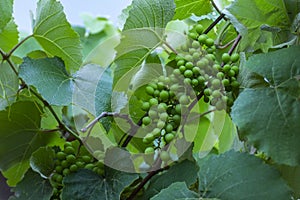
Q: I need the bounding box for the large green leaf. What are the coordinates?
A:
[224,0,291,52]
[114,0,175,86]
[138,160,198,199]
[0,0,13,30]
[173,0,213,20]
[150,182,200,200]
[0,19,19,52]
[19,57,73,106]
[61,168,138,200]
[33,0,82,73]
[9,170,52,200]
[0,61,18,111]
[198,151,292,200]
[232,46,300,165]
[123,0,175,30]
[278,165,300,198]
[0,101,60,186]
[30,147,55,178]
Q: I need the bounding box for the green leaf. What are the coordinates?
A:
[0,101,60,186]
[224,0,291,52]
[139,160,198,199]
[0,19,19,52]
[232,46,300,165]
[173,0,213,20]
[13,35,43,58]
[30,147,55,178]
[278,165,300,198]
[61,168,138,200]
[0,0,13,30]
[284,0,300,22]
[198,150,292,200]
[123,0,175,30]
[0,61,18,111]
[33,0,82,73]
[19,57,73,106]
[151,182,200,200]
[9,169,52,200]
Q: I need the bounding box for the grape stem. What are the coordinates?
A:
[203,13,225,34]
[211,0,223,16]
[228,34,242,55]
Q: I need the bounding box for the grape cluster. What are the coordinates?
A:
[50,142,104,198]
[138,23,240,159]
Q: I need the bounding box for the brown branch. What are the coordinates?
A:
[203,13,225,34]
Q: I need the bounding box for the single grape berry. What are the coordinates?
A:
[148,110,158,119]
[198,34,208,44]
[146,86,155,95]
[185,61,194,69]
[192,41,200,48]
[205,38,214,47]
[230,53,240,62]
[222,53,231,63]
[184,70,193,78]
[164,133,175,143]
[141,102,150,111]
[195,24,204,34]
[144,147,155,154]
[160,151,171,162]
[66,155,76,164]
[149,98,159,106]
[64,146,75,155]
[159,90,169,101]
[142,116,151,126]
[56,152,66,160]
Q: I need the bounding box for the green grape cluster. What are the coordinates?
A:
[50,142,104,198]
[138,23,240,157]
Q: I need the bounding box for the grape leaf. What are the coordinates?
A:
[61,168,138,200]
[123,0,175,30]
[0,61,18,111]
[150,182,200,200]
[9,169,52,200]
[231,46,300,166]
[138,160,198,199]
[0,0,13,30]
[0,19,18,52]
[19,57,73,106]
[30,147,55,178]
[0,101,60,186]
[278,165,300,198]
[198,150,292,200]
[173,0,213,20]
[114,0,175,86]
[33,0,82,73]
[224,0,291,52]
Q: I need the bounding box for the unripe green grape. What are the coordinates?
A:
[231,65,239,74]
[192,79,199,86]
[185,61,194,69]
[222,53,231,63]
[215,101,225,110]
[230,53,240,62]
[205,38,214,47]
[141,102,150,111]
[212,90,222,98]
[149,98,159,106]
[222,79,230,87]
[196,60,206,69]
[179,65,186,73]
[204,88,212,96]
[146,86,155,95]
[170,84,179,92]
[55,174,63,183]
[56,152,66,160]
[227,98,234,107]
[213,64,221,71]
[157,82,165,90]
[228,69,236,77]
[152,128,161,137]
[165,123,174,133]
[165,133,175,143]
[197,76,206,85]
[173,68,181,75]
[160,90,169,101]
[217,72,224,79]
[188,48,197,54]
[173,114,181,125]
[195,24,204,34]
[82,155,93,163]
[222,95,229,103]
[184,78,192,85]
[206,53,215,61]
[158,103,167,112]
[69,164,78,172]
[84,163,94,170]
[76,161,85,168]
[210,97,218,106]
[153,90,160,97]
[145,133,155,142]
[198,34,208,43]
[185,54,193,62]
[61,160,69,168]
[206,47,215,54]
[181,44,188,51]
[157,120,166,129]
[160,151,171,162]
[231,80,240,88]
[55,165,63,173]
[63,168,70,176]
[192,66,201,75]
[159,112,169,121]
[66,155,76,164]
[142,137,151,144]
[148,110,158,119]
[189,32,198,40]
[177,60,185,66]
[223,64,231,72]
[211,79,221,89]
[64,146,75,155]
[175,55,183,62]
[148,83,158,90]
[193,52,201,60]
[184,69,193,78]
[142,116,151,126]
[175,104,181,114]
[192,40,200,48]
[144,147,155,154]
[64,142,72,148]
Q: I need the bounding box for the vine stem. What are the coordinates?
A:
[6,35,33,58]
[203,13,225,34]
[228,34,242,55]
[211,0,222,16]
